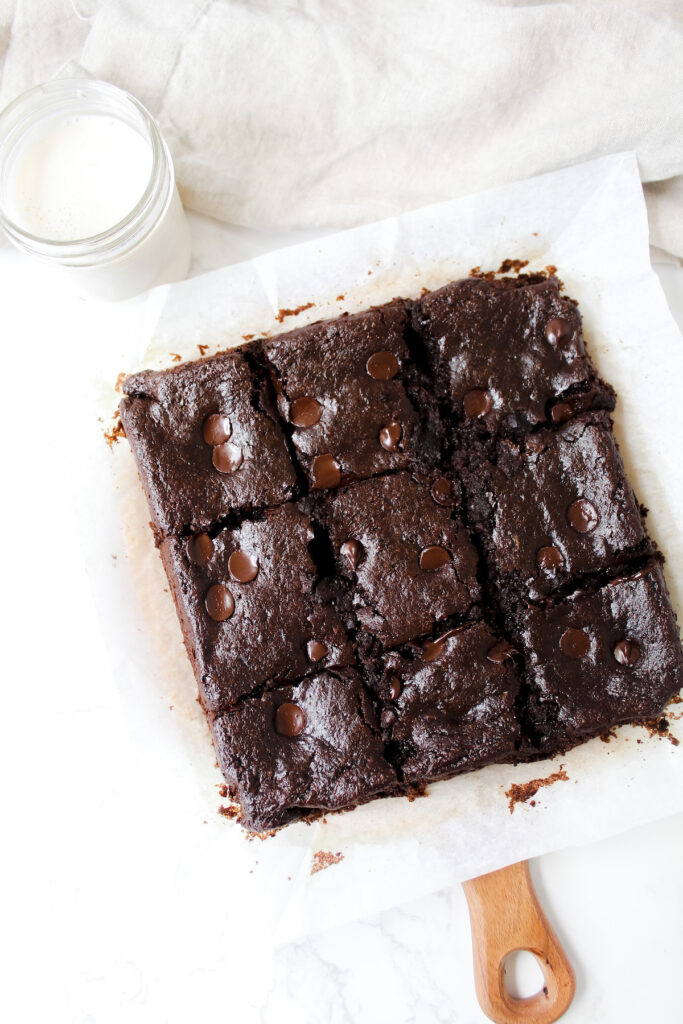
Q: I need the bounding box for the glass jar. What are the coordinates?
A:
[0,78,192,300]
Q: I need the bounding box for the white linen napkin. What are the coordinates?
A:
[1,0,682,257]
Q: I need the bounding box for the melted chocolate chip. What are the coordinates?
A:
[545,318,573,346]
[212,441,244,473]
[275,702,306,737]
[205,584,235,622]
[422,629,459,662]
[379,422,402,451]
[306,640,328,662]
[388,675,402,700]
[614,639,641,666]
[366,350,399,380]
[431,477,456,506]
[419,545,451,571]
[203,414,232,445]
[537,545,565,570]
[228,550,259,583]
[560,627,590,659]
[567,498,598,533]
[187,532,214,566]
[487,641,517,664]
[340,539,364,570]
[463,389,493,418]
[551,402,574,424]
[311,454,341,488]
[290,396,322,427]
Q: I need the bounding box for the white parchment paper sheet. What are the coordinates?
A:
[86,153,682,945]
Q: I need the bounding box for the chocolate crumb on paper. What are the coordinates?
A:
[197,343,209,356]
[505,767,569,813]
[114,371,126,393]
[497,258,529,274]
[311,850,344,875]
[275,301,315,323]
[218,804,240,820]
[104,413,126,448]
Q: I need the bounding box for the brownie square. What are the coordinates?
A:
[121,349,297,539]
[211,670,396,830]
[160,504,353,710]
[516,562,683,750]
[262,302,425,489]
[467,413,650,601]
[324,472,480,647]
[377,621,520,782]
[414,277,614,438]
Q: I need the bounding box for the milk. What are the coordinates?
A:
[0,80,192,300]
[7,114,154,241]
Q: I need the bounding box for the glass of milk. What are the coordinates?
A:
[0,78,192,300]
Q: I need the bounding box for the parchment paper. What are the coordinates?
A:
[87,153,683,945]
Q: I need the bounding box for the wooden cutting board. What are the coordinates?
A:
[462,860,575,1023]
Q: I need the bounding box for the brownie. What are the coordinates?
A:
[377,621,521,782]
[211,670,396,830]
[160,504,353,710]
[262,302,428,489]
[120,275,683,832]
[324,472,480,647]
[121,349,297,539]
[467,413,651,601]
[516,562,683,751]
[414,277,615,439]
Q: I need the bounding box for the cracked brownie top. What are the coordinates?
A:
[120,275,683,832]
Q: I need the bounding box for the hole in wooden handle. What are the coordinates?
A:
[462,860,575,1024]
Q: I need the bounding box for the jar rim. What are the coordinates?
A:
[0,78,173,263]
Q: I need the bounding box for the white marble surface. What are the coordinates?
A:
[1,212,682,1024]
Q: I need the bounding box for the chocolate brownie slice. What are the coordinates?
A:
[377,621,520,782]
[515,562,683,752]
[211,670,396,830]
[324,472,480,647]
[262,302,430,489]
[467,413,651,602]
[414,277,614,440]
[121,349,297,539]
[160,504,352,710]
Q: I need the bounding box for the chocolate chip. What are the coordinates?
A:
[228,550,259,583]
[463,389,493,418]
[422,628,459,662]
[614,639,640,666]
[212,441,243,473]
[379,422,402,451]
[340,539,364,570]
[545,318,573,346]
[290,396,322,427]
[275,702,306,737]
[366,350,399,380]
[205,584,235,621]
[187,532,214,566]
[419,545,451,570]
[203,414,232,445]
[551,402,574,424]
[537,545,565,570]
[487,641,517,664]
[431,476,456,506]
[388,675,402,700]
[306,640,328,662]
[560,627,590,659]
[567,498,598,533]
[311,454,341,488]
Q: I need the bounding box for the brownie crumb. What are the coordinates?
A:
[275,302,315,323]
[218,804,240,820]
[170,353,182,363]
[104,415,126,447]
[505,767,569,813]
[198,344,210,356]
[311,850,344,875]
[115,371,126,393]
[498,258,529,274]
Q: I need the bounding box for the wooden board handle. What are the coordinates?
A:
[462,860,575,1024]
